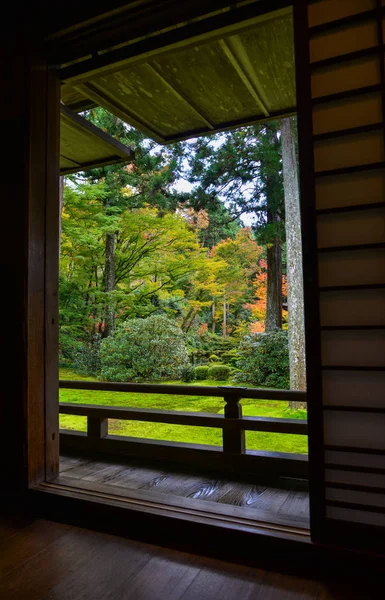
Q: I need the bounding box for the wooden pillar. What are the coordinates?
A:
[88,417,108,439]
[0,48,60,495]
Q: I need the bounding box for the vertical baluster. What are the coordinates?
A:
[87,416,108,438]
[223,393,245,454]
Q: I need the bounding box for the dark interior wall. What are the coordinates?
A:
[0,52,30,493]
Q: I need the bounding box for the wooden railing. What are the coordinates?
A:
[59,381,308,481]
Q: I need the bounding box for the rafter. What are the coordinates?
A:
[74,82,166,143]
[219,37,270,117]
[147,62,215,129]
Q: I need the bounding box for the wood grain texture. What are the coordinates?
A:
[0,514,383,599]
[58,454,310,528]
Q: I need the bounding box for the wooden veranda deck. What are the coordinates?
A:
[58,453,310,533]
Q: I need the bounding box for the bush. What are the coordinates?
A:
[100,315,189,382]
[194,365,209,380]
[221,350,239,366]
[73,334,102,376]
[207,364,231,380]
[58,331,83,368]
[236,330,289,389]
[209,354,220,362]
[181,365,196,382]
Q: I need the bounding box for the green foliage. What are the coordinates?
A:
[184,123,285,245]
[180,365,196,382]
[73,334,102,376]
[209,354,220,362]
[221,350,239,366]
[235,331,289,389]
[194,366,210,380]
[100,315,189,382]
[207,364,231,380]
[58,331,82,368]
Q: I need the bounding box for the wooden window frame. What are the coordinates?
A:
[1,1,339,562]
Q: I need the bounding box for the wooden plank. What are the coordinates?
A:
[59,380,307,402]
[60,103,135,174]
[313,121,383,142]
[59,402,308,434]
[0,520,70,581]
[310,43,384,72]
[0,527,152,600]
[74,82,166,143]
[146,63,215,129]
[59,431,309,480]
[318,241,385,253]
[309,8,378,36]
[316,201,385,215]
[59,2,293,82]
[26,56,57,489]
[218,38,270,117]
[45,69,61,482]
[54,474,310,531]
[312,82,383,105]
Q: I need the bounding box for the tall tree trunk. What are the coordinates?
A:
[281,117,307,409]
[212,301,216,333]
[265,234,282,332]
[223,295,227,337]
[102,232,115,338]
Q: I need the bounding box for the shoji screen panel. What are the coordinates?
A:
[295,0,385,551]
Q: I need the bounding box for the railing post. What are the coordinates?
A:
[87,416,108,439]
[223,393,245,454]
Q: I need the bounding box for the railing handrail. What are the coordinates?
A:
[59,401,308,435]
[59,382,309,479]
[59,380,307,403]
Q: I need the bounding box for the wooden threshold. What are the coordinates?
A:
[33,477,310,544]
[52,473,309,534]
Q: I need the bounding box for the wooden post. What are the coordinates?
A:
[223,394,245,454]
[88,417,108,439]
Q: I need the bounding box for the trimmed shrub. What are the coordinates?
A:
[100,315,189,382]
[181,365,196,382]
[207,364,231,380]
[209,354,220,362]
[194,365,209,380]
[235,330,289,389]
[221,351,239,367]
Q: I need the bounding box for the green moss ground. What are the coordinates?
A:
[59,368,308,454]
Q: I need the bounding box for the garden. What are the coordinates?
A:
[59,110,307,455]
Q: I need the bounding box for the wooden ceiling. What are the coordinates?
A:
[60,4,295,144]
[60,105,134,175]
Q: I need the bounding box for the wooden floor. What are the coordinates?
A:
[0,512,382,599]
[58,454,310,531]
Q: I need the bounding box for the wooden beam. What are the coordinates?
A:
[226,34,271,115]
[147,62,215,129]
[59,379,307,403]
[60,154,82,167]
[59,3,292,83]
[219,38,269,117]
[60,155,133,176]
[59,431,309,479]
[73,82,166,143]
[50,1,292,67]
[60,103,136,159]
[59,402,308,434]
[161,106,296,145]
